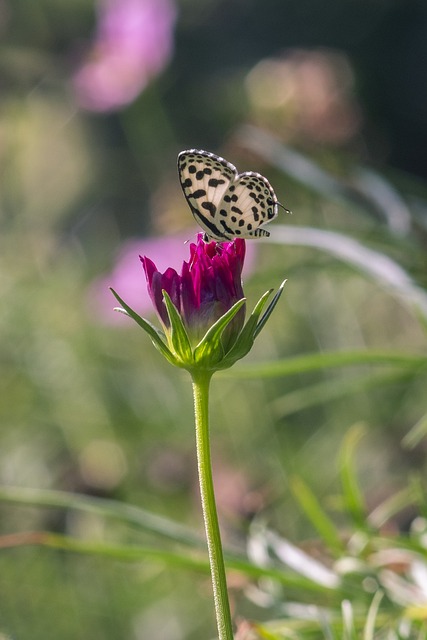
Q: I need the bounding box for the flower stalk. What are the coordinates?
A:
[192,369,233,640]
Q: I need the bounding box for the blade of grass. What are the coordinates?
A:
[271,369,414,418]
[368,486,420,529]
[223,350,427,379]
[402,411,427,449]
[363,591,384,640]
[342,600,357,640]
[290,476,345,555]
[0,530,210,569]
[339,425,367,529]
[0,485,203,548]
[0,530,347,600]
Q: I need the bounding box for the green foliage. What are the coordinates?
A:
[2,433,427,639]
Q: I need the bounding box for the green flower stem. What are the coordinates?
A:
[191,370,234,640]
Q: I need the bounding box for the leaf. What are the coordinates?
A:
[162,290,193,365]
[110,288,177,366]
[193,298,246,367]
[254,279,287,338]
[218,289,273,368]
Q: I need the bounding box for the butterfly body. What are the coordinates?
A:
[178,149,282,241]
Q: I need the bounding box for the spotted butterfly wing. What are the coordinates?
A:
[177,149,280,241]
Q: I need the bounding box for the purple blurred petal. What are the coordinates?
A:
[88,232,193,324]
[73,0,177,112]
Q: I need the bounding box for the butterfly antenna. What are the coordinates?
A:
[278,201,292,214]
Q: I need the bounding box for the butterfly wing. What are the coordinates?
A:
[178,149,280,241]
[178,149,237,241]
[216,172,279,239]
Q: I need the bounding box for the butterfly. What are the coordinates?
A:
[177,149,287,241]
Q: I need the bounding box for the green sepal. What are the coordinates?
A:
[217,288,274,370]
[162,290,193,365]
[110,288,178,367]
[254,279,287,338]
[193,298,246,367]
[111,277,287,374]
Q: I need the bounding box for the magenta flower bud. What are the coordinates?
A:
[141,234,246,350]
[111,233,285,372]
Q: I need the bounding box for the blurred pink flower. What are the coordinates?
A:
[73,0,176,112]
[88,232,256,325]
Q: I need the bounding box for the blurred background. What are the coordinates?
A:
[1,0,427,638]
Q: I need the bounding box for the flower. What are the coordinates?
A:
[88,232,257,325]
[142,234,246,350]
[73,0,176,112]
[111,233,286,373]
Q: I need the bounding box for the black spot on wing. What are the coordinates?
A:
[208,178,226,188]
[201,201,217,216]
[192,189,207,199]
[224,193,238,203]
